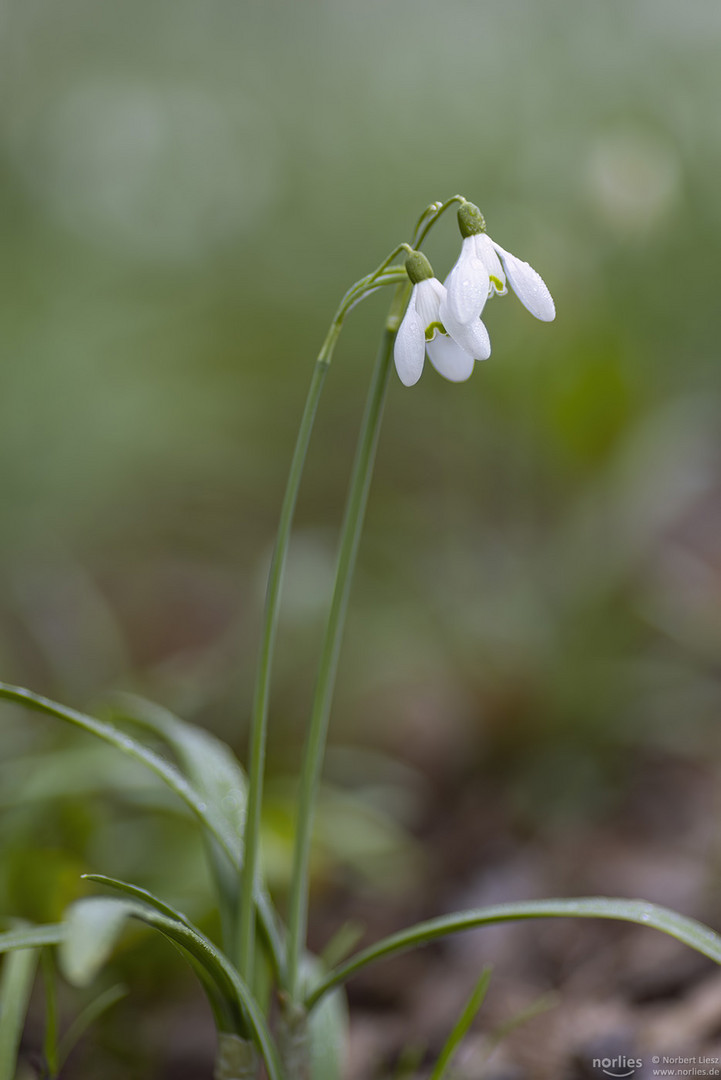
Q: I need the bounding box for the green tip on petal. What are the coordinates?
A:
[405,250,434,285]
[458,201,486,238]
[424,320,445,341]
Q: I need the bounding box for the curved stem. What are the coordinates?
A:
[239,208,450,987]
[284,284,409,1001]
[305,896,721,1009]
[412,194,466,248]
[237,262,407,987]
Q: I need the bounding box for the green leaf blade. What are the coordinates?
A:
[82,874,193,926]
[0,683,237,859]
[58,895,282,1080]
[112,694,248,844]
[0,942,39,1080]
[428,966,492,1080]
[57,984,127,1070]
[60,898,131,988]
[0,683,283,977]
[307,897,721,1009]
[0,925,65,954]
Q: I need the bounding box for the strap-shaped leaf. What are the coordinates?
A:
[106,694,259,966]
[307,977,348,1080]
[59,896,282,1080]
[0,925,65,953]
[0,940,39,1080]
[82,873,243,1036]
[41,951,60,1078]
[83,874,193,925]
[0,683,234,855]
[60,899,130,988]
[428,966,492,1080]
[110,694,248,845]
[306,896,721,1009]
[0,683,282,974]
[0,921,66,1080]
[57,984,127,1070]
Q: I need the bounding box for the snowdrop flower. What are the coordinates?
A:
[445,202,556,325]
[394,251,491,387]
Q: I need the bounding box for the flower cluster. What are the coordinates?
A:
[394,201,555,387]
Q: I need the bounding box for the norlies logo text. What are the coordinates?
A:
[593,1056,643,1078]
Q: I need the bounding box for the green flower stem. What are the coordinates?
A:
[237,263,407,986]
[237,357,330,985]
[305,896,721,1010]
[412,194,466,248]
[284,283,410,1001]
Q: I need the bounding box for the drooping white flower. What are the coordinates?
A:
[394,252,491,387]
[443,234,492,323]
[445,202,556,324]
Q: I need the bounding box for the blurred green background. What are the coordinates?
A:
[1,0,721,1074]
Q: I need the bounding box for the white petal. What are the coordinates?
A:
[426,334,476,382]
[413,277,444,331]
[439,301,492,361]
[393,290,426,386]
[491,242,555,321]
[444,237,489,323]
[473,233,506,294]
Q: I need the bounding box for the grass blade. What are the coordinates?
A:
[428,966,492,1080]
[57,984,127,1070]
[478,990,557,1072]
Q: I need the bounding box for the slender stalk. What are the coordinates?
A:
[285,284,409,1000]
[412,194,465,248]
[237,265,407,985]
[237,354,330,983]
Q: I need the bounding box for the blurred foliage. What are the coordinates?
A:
[1,0,721,1072]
